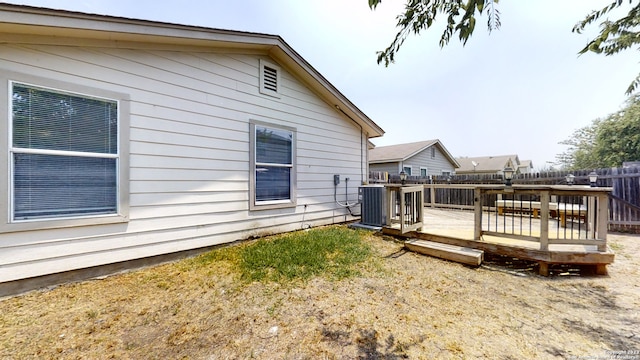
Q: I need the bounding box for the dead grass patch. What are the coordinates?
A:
[1,227,639,359]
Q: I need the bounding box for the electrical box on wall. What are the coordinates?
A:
[334,174,340,186]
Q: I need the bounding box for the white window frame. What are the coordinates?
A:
[402,166,412,176]
[259,59,281,98]
[1,73,129,233]
[420,167,428,177]
[249,120,296,210]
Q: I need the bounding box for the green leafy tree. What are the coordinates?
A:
[573,0,640,94]
[369,0,501,66]
[370,0,640,94]
[558,96,640,169]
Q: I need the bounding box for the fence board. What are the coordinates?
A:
[370,165,640,233]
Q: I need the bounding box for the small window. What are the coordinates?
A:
[420,168,428,177]
[250,121,296,210]
[431,147,436,158]
[10,82,120,221]
[259,60,281,98]
[402,166,412,176]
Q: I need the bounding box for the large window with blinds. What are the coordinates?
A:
[10,82,120,221]
[249,121,296,210]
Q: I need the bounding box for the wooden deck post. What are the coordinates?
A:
[474,187,482,241]
[597,192,608,252]
[539,191,550,251]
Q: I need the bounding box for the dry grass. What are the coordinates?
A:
[1,226,639,359]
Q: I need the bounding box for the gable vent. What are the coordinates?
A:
[259,59,281,97]
[263,66,278,92]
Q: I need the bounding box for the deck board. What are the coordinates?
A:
[382,208,614,275]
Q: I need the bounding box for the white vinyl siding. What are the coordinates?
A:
[0,43,366,282]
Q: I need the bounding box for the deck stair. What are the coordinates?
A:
[405,239,484,267]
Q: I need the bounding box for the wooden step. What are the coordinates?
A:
[404,239,484,267]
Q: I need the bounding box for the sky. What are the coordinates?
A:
[4,0,637,170]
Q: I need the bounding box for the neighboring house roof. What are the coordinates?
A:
[369,140,460,168]
[0,3,384,138]
[518,160,533,170]
[456,155,520,173]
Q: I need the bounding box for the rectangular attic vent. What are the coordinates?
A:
[263,66,278,92]
[259,59,281,97]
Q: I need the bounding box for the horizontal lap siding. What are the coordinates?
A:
[0,44,364,282]
[405,147,455,176]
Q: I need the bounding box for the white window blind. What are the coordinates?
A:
[255,125,292,202]
[11,83,119,220]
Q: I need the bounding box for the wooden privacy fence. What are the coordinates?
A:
[370,166,640,233]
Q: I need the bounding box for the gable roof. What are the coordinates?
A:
[0,3,384,138]
[455,155,519,173]
[369,140,460,168]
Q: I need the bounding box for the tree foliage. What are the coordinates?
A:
[370,0,640,94]
[368,0,500,66]
[572,0,640,95]
[558,96,640,169]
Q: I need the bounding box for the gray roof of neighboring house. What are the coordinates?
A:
[0,3,385,139]
[369,140,460,168]
[455,155,520,173]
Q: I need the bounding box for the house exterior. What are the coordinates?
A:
[455,155,533,175]
[369,140,459,178]
[0,4,384,293]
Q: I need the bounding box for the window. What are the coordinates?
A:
[6,80,128,229]
[442,171,451,177]
[250,121,296,210]
[431,147,436,158]
[259,59,281,98]
[420,167,428,177]
[402,166,412,176]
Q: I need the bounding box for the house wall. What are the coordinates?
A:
[404,146,455,176]
[370,146,455,177]
[369,162,399,174]
[0,42,366,283]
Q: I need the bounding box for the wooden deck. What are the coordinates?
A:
[383,208,614,276]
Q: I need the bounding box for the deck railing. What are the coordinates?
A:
[386,185,424,234]
[472,185,610,251]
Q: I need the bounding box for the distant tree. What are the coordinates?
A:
[557,96,640,169]
[369,0,640,95]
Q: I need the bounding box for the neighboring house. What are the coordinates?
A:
[455,155,533,175]
[369,140,459,177]
[518,160,534,174]
[0,5,384,293]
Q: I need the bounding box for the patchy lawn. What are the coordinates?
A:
[1,226,639,359]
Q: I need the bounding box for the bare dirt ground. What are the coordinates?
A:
[1,224,639,359]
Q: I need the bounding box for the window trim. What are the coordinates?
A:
[259,59,281,98]
[249,120,296,211]
[402,166,412,176]
[1,72,129,233]
[420,167,428,177]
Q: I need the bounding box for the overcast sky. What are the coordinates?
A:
[5,0,637,170]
